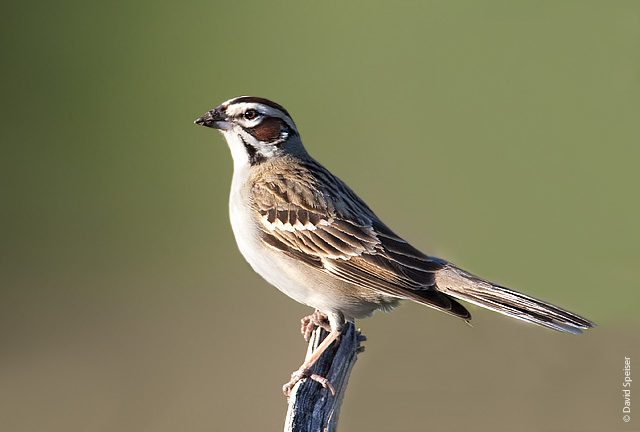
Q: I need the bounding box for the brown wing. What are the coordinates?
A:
[250,162,470,319]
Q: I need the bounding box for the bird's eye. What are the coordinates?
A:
[244,109,259,120]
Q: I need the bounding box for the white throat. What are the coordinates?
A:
[219,130,254,200]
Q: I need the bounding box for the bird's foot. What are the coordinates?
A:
[300,311,331,342]
[282,366,336,398]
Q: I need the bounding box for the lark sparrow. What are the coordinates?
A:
[194,96,595,395]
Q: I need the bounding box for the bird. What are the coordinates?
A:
[194,96,595,395]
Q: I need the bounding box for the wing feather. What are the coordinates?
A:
[249,161,470,319]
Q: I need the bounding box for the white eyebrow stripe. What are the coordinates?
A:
[226,102,298,131]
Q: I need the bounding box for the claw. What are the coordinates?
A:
[300,311,331,341]
[283,367,335,397]
[308,373,336,395]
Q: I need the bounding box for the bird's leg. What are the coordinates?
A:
[300,310,331,342]
[283,328,341,397]
[283,313,344,397]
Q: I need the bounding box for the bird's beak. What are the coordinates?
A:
[194,107,231,130]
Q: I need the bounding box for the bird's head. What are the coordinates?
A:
[195,96,304,166]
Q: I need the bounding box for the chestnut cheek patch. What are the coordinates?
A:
[250,117,283,142]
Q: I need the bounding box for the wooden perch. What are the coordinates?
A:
[284,322,364,432]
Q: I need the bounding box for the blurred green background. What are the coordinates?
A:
[2,1,639,431]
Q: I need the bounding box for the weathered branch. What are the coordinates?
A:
[284,322,363,432]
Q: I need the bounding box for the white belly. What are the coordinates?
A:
[229,184,328,309]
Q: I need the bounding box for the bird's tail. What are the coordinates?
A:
[436,265,596,334]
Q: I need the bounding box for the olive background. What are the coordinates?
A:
[2,2,639,431]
